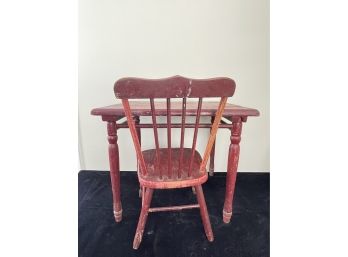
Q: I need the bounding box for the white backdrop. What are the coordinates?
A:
[79,0,269,172]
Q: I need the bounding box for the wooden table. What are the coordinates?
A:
[91,101,259,223]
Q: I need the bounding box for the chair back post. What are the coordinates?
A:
[122,99,148,176]
[200,96,228,172]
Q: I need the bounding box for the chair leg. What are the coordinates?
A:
[141,187,145,206]
[195,185,214,242]
[133,187,154,249]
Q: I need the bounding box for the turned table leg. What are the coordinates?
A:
[223,117,242,223]
[107,121,122,222]
[209,116,216,176]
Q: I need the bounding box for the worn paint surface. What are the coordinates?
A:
[115,76,235,249]
[90,76,261,248]
[91,101,259,117]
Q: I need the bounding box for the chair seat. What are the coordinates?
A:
[138,148,208,189]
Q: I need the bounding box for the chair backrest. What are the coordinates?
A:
[114,76,236,178]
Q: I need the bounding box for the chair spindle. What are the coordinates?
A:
[178,97,186,178]
[150,98,161,178]
[167,98,172,178]
[188,98,203,177]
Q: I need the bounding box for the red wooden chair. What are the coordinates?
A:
[114,76,236,249]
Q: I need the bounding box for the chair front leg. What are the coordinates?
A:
[133,187,154,249]
[195,185,214,242]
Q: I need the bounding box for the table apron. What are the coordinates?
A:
[101,115,247,129]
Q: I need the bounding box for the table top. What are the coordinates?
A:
[91,101,259,117]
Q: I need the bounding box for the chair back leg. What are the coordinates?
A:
[195,185,214,242]
[133,188,154,249]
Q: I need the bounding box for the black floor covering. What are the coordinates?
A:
[79,171,269,257]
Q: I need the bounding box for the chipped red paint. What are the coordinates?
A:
[114,75,235,99]
[115,76,235,249]
[90,76,260,246]
[209,116,216,176]
[106,121,122,222]
[223,116,243,223]
[148,204,200,213]
[91,101,259,117]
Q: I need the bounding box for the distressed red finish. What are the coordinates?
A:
[107,121,122,222]
[91,101,259,117]
[133,187,153,248]
[133,116,142,197]
[195,185,214,241]
[91,76,260,229]
[223,116,243,223]
[115,75,235,99]
[188,98,203,177]
[133,116,141,144]
[141,148,204,188]
[179,98,186,178]
[209,116,216,176]
[115,76,235,249]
